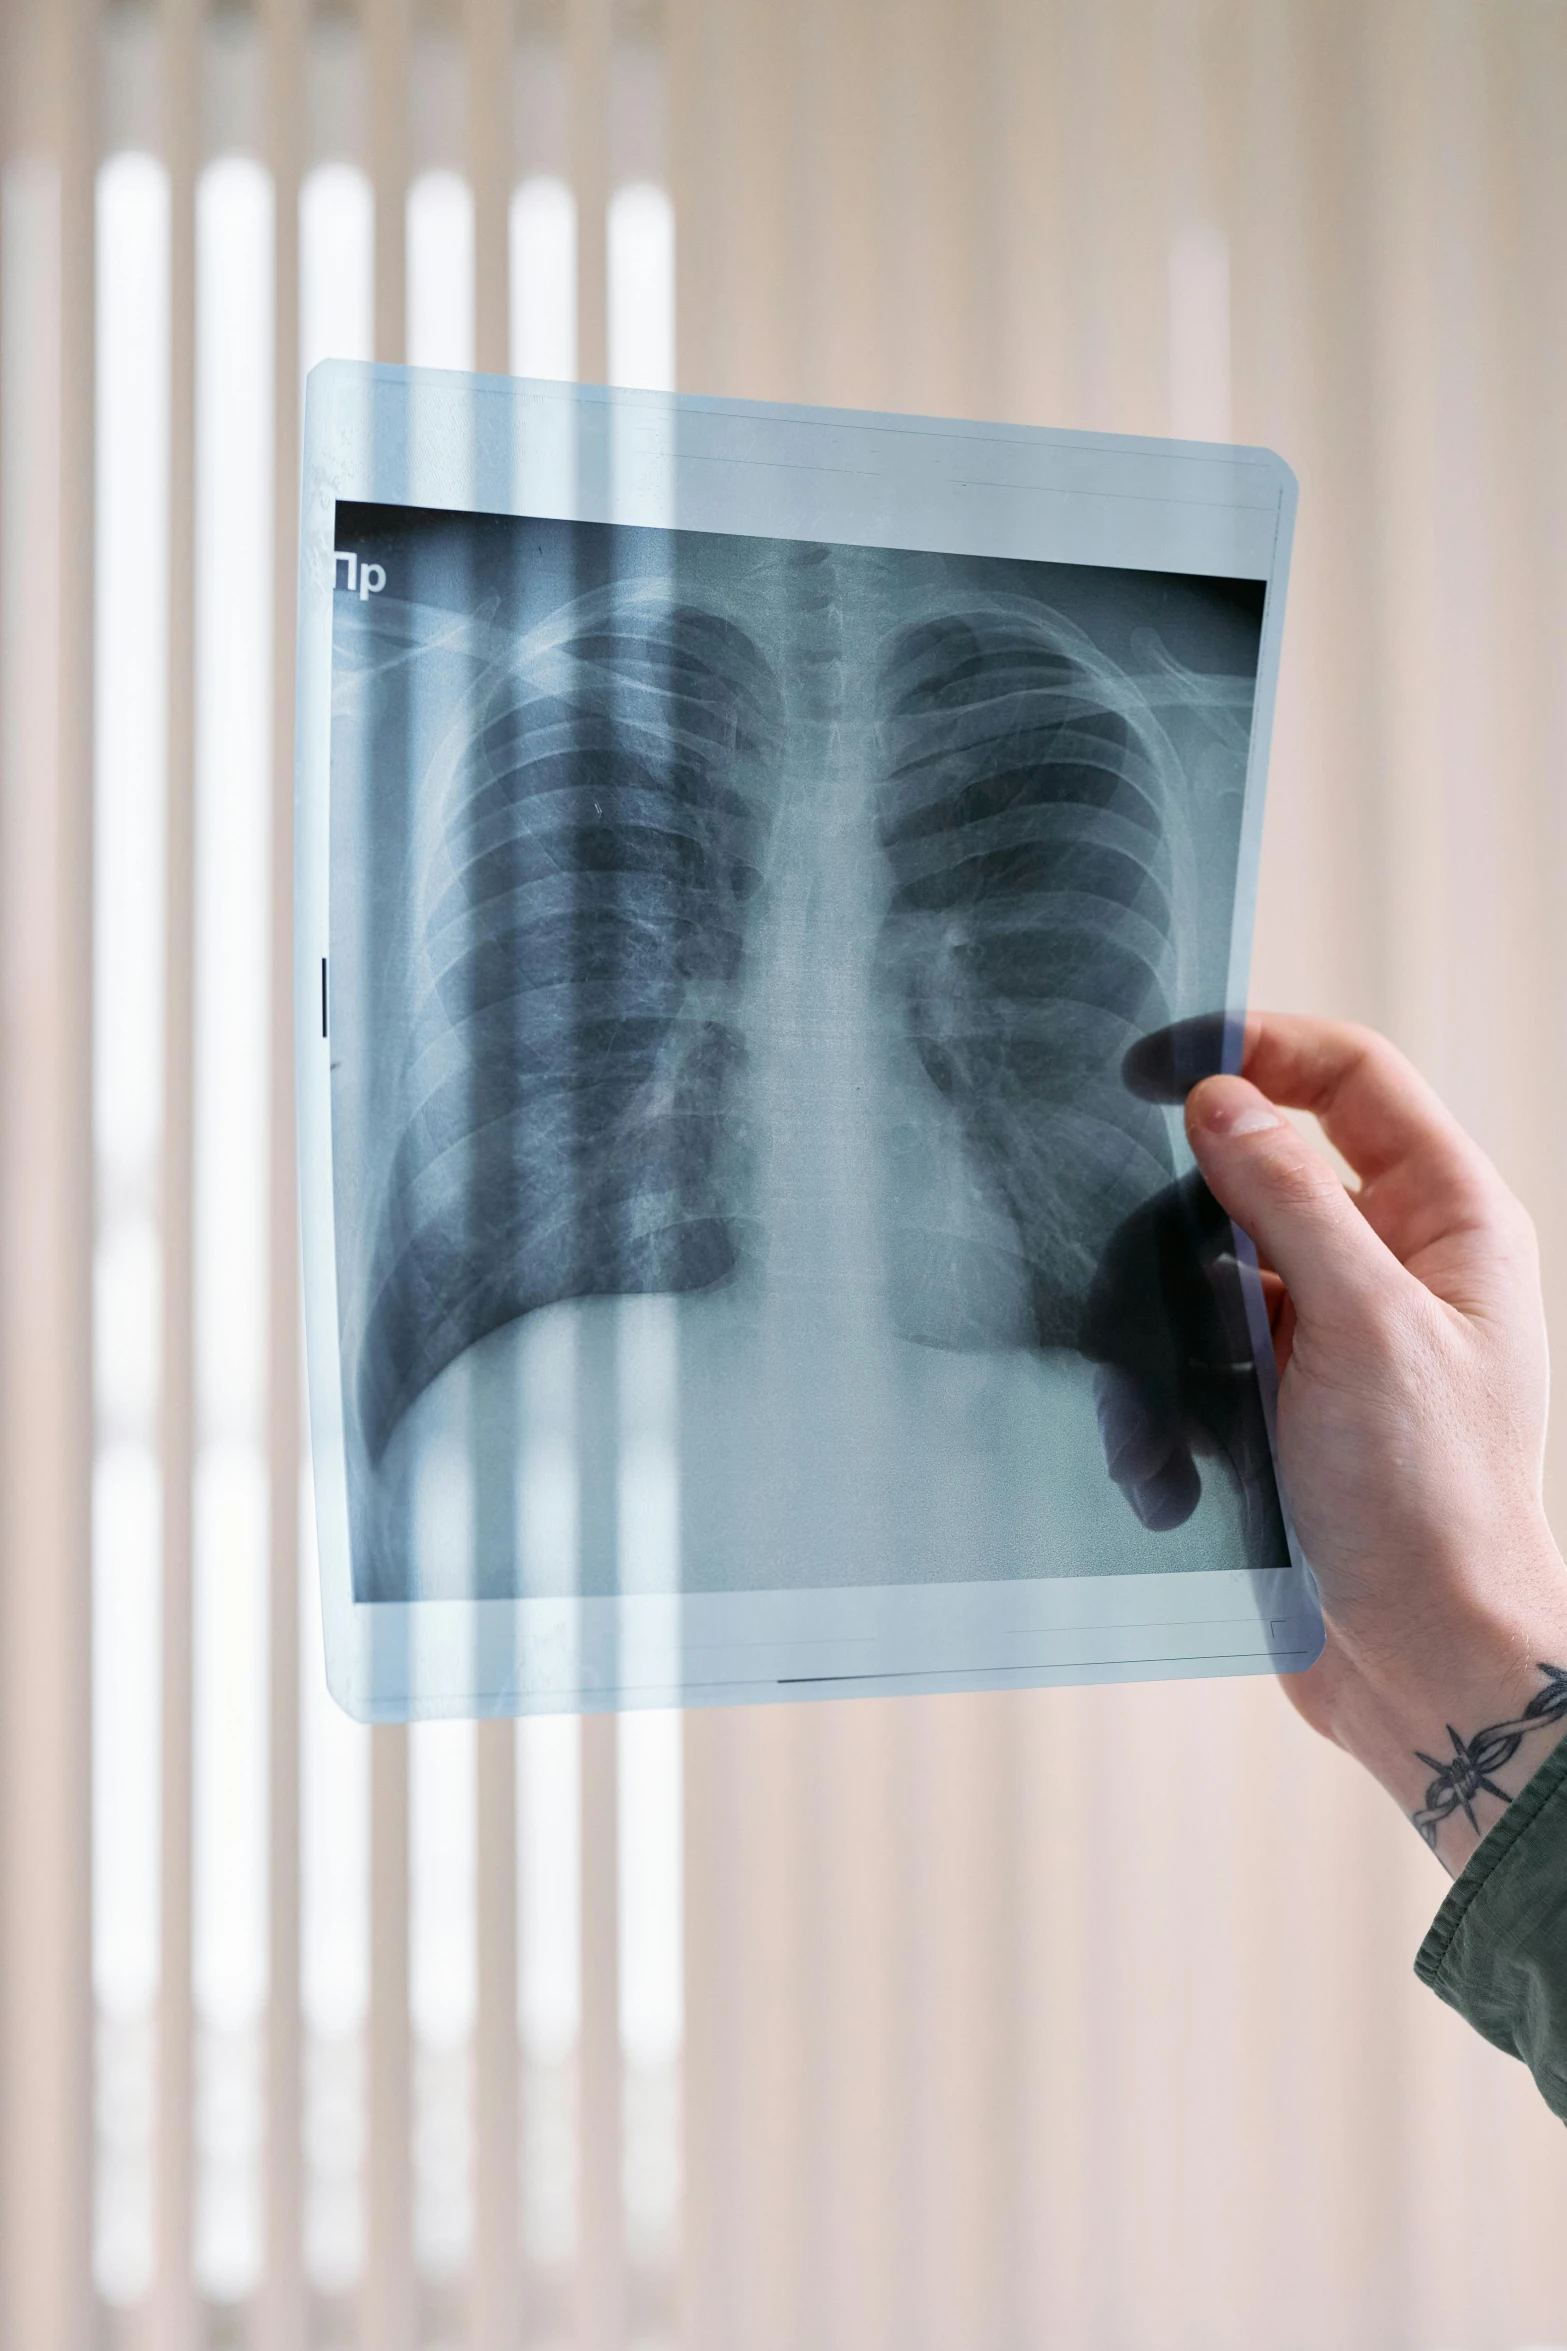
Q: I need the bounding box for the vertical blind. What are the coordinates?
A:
[4,4,1567,2349]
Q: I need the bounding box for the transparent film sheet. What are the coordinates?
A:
[295,363,1321,1719]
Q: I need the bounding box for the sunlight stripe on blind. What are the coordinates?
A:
[91,142,170,2314]
[191,144,275,2309]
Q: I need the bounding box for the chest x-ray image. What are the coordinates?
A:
[297,364,1320,1717]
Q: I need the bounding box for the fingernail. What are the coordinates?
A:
[1196,1087,1279,1138]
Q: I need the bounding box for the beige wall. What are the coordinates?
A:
[4,2,1567,2347]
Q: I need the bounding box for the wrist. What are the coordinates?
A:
[1322,1511,1567,1874]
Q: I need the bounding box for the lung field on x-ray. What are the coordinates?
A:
[872,600,1186,1353]
[348,588,781,1466]
[328,507,1265,1589]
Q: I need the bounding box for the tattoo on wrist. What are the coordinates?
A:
[1411,1664,1567,1850]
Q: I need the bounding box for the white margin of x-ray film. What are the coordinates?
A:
[294,363,1319,1721]
[1217,453,1306,1592]
[302,364,1291,568]
[296,367,354,1716]
[339,1567,1321,1721]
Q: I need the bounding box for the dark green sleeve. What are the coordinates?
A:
[1415,1733,1567,2123]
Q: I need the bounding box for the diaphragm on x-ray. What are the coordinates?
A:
[296,361,1321,1719]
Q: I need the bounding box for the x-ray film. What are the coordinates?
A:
[296,361,1322,1720]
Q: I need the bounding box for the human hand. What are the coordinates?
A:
[1161,1012,1567,1872]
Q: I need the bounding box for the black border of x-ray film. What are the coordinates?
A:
[296,363,1321,1722]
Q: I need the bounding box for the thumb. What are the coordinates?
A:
[1186,1075,1395,1330]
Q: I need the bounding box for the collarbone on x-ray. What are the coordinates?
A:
[298,368,1314,1714]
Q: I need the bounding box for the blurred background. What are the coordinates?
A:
[4,1,1567,2347]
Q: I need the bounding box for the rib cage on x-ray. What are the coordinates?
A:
[340,537,1254,1513]
[351,588,781,1466]
[873,597,1193,1353]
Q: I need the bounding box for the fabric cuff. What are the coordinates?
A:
[1415,1729,1567,1995]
